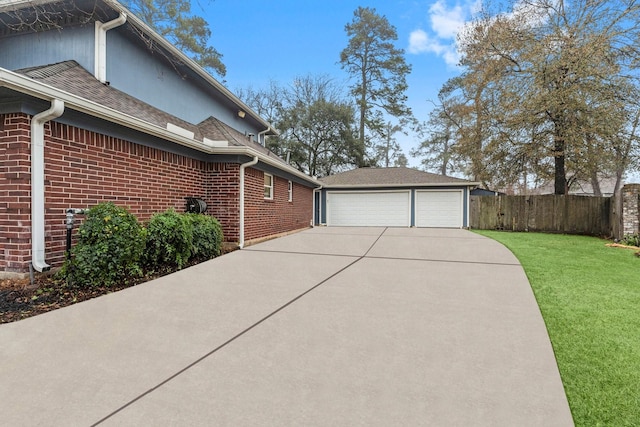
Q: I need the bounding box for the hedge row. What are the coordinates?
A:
[62,202,223,288]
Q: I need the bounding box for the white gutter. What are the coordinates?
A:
[322,182,481,189]
[3,0,273,131]
[31,99,65,272]
[239,156,259,249]
[94,12,127,83]
[0,68,318,186]
[256,126,271,146]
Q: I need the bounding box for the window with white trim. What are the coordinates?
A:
[288,180,293,202]
[264,173,274,199]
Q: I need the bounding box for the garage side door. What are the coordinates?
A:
[327,191,410,227]
[416,190,463,228]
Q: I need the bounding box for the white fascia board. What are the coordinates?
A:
[211,146,320,185]
[0,68,205,151]
[202,138,228,148]
[0,0,52,12]
[166,122,195,139]
[0,67,316,185]
[322,182,480,189]
[0,0,277,135]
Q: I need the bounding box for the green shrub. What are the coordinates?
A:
[144,209,193,269]
[186,213,224,261]
[619,234,640,247]
[64,202,146,287]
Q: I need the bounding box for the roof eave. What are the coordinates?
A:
[102,0,277,135]
[322,182,479,189]
[101,0,278,135]
[212,146,319,184]
[0,0,53,13]
[0,0,277,136]
[0,67,314,184]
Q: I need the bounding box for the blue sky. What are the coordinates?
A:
[199,0,480,166]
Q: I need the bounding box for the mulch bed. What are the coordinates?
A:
[0,258,223,324]
[1,246,241,324]
[0,275,136,324]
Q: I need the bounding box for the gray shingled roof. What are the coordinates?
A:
[320,167,476,187]
[1,0,274,134]
[17,60,203,137]
[197,116,280,159]
[15,60,287,164]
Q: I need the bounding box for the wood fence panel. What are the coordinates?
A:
[470,195,612,236]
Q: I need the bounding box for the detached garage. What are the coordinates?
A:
[315,168,477,228]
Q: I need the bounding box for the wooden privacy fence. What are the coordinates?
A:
[470,195,616,237]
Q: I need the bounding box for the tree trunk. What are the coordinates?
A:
[473,92,483,182]
[590,171,602,196]
[384,122,391,167]
[358,60,368,167]
[358,100,366,167]
[440,138,449,176]
[613,169,624,195]
[554,124,567,195]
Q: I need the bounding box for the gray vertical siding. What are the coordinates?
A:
[0,25,94,72]
[0,24,264,138]
[105,29,263,136]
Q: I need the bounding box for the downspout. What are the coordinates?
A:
[239,156,259,249]
[466,187,471,229]
[256,126,271,146]
[95,12,127,83]
[312,184,323,227]
[31,99,65,272]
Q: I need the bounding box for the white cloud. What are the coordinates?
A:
[408,0,479,67]
[408,29,460,66]
[429,0,466,39]
[408,29,433,53]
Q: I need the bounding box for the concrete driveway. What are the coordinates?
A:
[0,227,573,426]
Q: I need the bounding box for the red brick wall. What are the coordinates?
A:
[206,162,240,242]
[243,168,313,242]
[0,114,32,273]
[0,114,313,273]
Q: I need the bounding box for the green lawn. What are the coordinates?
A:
[475,231,640,427]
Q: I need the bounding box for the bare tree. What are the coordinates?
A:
[451,0,640,193]
[239,75,359,177]
[412,94,464,176]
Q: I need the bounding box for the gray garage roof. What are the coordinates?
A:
[320,167,478,188]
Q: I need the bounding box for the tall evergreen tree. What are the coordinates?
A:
[340,7,412,167]
[122,0,226,77]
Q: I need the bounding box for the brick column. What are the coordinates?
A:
[622,184,640,236]
[0,114,33,274]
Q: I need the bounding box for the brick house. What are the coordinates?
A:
[0,0,319,275]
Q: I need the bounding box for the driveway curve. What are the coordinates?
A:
[0,227,573,426]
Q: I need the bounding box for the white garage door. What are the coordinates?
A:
[327,191,411,227]
[416,190,463,228]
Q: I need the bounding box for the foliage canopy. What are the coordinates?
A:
[122,0,226,77]
[414,0,640,193]
[340,7,413,167]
